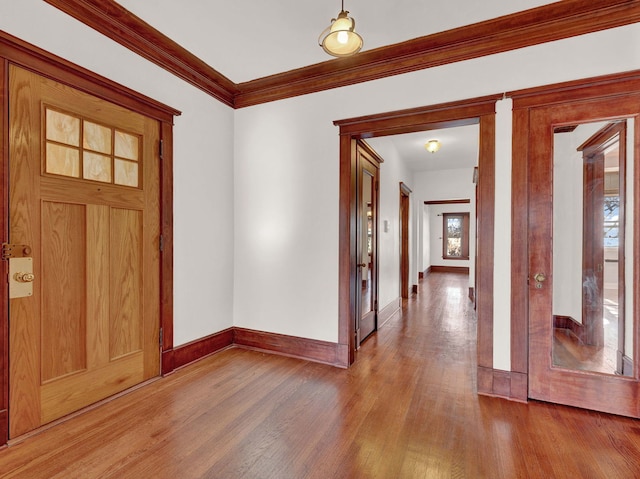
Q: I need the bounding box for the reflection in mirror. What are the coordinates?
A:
[361,171,374,317]
[552,118,634,376]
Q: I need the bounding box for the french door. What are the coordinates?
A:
[528,93,639,416]
[355,142,379,347]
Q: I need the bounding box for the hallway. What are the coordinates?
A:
[1,272,640,478]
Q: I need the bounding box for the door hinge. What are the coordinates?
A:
[159,327,163,346]
[159,139,164,160]
[2,243,32,260]
[159,235,164,252]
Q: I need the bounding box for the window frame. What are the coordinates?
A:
[442,212,470,260]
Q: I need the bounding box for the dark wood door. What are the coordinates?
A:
[528,95,638,417]
[356,144,379,346]
[400,184,410,299]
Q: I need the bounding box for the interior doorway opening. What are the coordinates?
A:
[335,95,499,368]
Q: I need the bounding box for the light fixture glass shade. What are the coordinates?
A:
[425,140,441,153]
[319,10,363,57]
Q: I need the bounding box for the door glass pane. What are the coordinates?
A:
[361,170,373,317]
[552,119,633,376]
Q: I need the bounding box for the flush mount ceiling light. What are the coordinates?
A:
[318,0,363,57]
[425,139,442,153]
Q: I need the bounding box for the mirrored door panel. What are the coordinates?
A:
[551,119,633,376]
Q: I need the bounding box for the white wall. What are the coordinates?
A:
[421,205,431,273]
[413,168,476,282]
[368,142,414,312]
[1,0,236,346]
[234,24,640,366]
[5,1,640,369]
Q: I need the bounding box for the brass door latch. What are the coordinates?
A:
[3,243,34,298]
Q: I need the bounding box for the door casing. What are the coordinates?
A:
[335,96,499,368]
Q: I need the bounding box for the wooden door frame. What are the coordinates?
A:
[509,69,640,403]
[335,95,499,368]
[399,182,411,299]
[0,33,180,445]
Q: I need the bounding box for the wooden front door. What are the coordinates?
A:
[8,66,160,437]
[528,93,639,416]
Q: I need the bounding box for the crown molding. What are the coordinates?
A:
[45,0,640,109]
[43,0,237,107]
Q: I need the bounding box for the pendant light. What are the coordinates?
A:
[318,0,363,57]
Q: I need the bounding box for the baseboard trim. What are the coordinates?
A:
[477,367,527,402]
[412,284,418,294]
[619,351,633,376]
[163,327,347,374]
[554,315,584,343]
[234,328,347,368]
[424,266,432,276]
[469,287,475,302]
[0,409,6,448]
[170,328,234,371]
[430,265,470,274]
[379,298,401,328]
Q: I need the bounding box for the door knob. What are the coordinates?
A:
[356,263,366,268]
[533,273,546,282]
[15,272,35,283]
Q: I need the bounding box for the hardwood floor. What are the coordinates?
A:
[2,272,640,478]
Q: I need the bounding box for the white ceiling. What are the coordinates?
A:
[113,0,552,172]
[115,0,555,84]
[365,123,479,172]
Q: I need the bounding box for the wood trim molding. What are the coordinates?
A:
[510,107,529,377]
[160,121,175,375]
[378,298,401,328]
[0,31,180,121]
[430,265,470,274]
[43,0,640,108]
[477,367,528,402]
[424,199,470,205]
[399,182,412,195]
[147,325,351,376]
[234,328,347,368]
[0,58,8,446]
[554,315,586,343]
[43,0,237,107]
[334,97,497,137]
[509,70,640,109]
[476,113,496,381]
[170,329,235,371]
[336,95,495,368]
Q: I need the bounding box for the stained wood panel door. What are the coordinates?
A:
[528,94,639,417]
[8,66,160,437]
[356,143,379,346]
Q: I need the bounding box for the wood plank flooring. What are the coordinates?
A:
[2,272,640,478]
